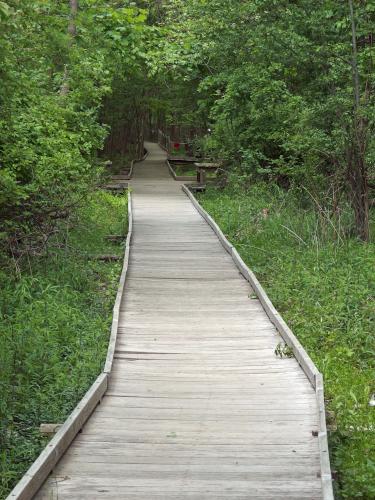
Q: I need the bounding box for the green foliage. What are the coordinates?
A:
[0,1,151,495]
[0,190,127,498]
[153,0,374,238]
[0,0,148,254]
[1,1,374,497]
[199,185,375,499]
[0,2,10,19]
[162,0,374,169]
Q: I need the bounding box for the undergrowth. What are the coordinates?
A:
[172,164,217,179]
[0,190,127,498]
[199,183,374,499]
[104,152,133,175]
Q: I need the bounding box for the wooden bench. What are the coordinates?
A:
[194,162,219,184]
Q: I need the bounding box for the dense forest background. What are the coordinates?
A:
[1,0,374,250]
[0,1,374,498]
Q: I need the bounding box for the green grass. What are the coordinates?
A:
[198,183,375,499]
[0,190,127,498]
[171,163,217,179]
[174,164,196,177]
[104,152,133,175]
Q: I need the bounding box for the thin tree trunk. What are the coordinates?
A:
[60,0,78,96]
[347,0,369,241]
[349,0,360,107]
[68,0,78,37]
[347,142,369,241]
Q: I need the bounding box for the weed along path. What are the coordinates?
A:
[18,142,332,499]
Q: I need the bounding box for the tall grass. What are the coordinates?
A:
[199,183,374,499]
[0,190,127,498]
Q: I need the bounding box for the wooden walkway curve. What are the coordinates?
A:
[33,142,330,499]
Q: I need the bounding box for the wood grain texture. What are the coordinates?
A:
[32,142,332,499]
[182,185,333,500]
[104,192,133,374]
[166,159,194,181]
[7,374,107,500]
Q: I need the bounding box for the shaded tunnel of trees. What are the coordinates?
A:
[0,1,374,499]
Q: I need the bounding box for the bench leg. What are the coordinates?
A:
[197,169,206,184]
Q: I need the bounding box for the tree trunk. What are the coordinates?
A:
[60,0,78,96]
[347,0,369,241]
[347,139,369,241]
[68,0,78,38]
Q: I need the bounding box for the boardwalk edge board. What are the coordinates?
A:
[7,191,134,500]
[122,148,149,180]
[166,159,195,181]
[182,183,334,500]
[6,374,107,500]
[104,191,133,373]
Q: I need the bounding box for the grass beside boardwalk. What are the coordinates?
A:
[0,191,127,498]
[198,184,374,500]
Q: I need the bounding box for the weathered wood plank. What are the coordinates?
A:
[7,374,107,500]
[181,184,333,499]
[104,192,133,373]
[30,142,331,500]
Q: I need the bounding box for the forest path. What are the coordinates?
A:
[35,142,324,499]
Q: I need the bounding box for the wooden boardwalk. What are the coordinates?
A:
[35,142,326,499]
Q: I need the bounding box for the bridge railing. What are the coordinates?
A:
[157,128,200,158]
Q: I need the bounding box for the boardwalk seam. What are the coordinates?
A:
[120,149,149,180]
[104,191,133,373]
[6,375,108,500]
[166,159,195,181]
[6,188,134,500]
[181,183,334,500]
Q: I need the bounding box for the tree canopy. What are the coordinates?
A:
[1,1,374,247]
[0,2,374,498]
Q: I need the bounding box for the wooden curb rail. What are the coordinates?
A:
[166,159,194,181]
[121,148,149,180]
[182,184,334,500]
[7,166,333,499]
[104,192,133,374]
[7,192,134,500]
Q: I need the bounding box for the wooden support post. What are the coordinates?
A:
[197,168,206,184]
